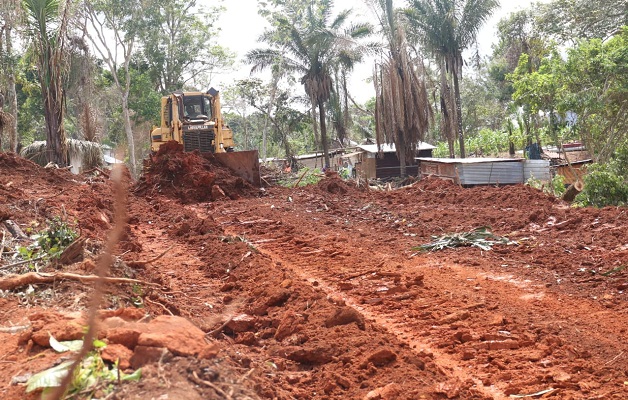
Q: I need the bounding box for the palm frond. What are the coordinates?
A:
[331,9,351,30]
[21,139,103,170]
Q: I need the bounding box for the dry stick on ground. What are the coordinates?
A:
[0,229,6,260]
[190,370,232,399]
[0,272,161,291]
[144,297,175,316]
[49,164,128,400]
[292,169,308,188]
[0,324,31,333]
[126,245,174,268]
[207,316,234,338]
[340,260,386,280]
[0,256,46,270]
[82,167,110,179]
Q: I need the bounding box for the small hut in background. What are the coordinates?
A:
[417,157,551,186]
[21,139,104,174]
[353,142,435,180]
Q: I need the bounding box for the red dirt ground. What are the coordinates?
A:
[0,148,626,399]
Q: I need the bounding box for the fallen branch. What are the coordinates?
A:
[3,220,27,240]
[0,271,161,291]
[0,256,46,270]
[82,167,110,179]
[127,245,174,268]
[414,226,516,252]
[341,268,378,281]
[292,169,308,188]
[144,297,175,316]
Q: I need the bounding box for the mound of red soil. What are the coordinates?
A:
[316,171,351,194]
[135,141,257,203]
[0,152,113,240]
[407,176,559,209]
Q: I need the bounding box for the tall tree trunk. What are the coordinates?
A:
[5,26,18,152]
[43,92,67,166]
[319,100,330,169]
[121,94,137,176]
[398,131,407,177]
[439,59,455,158]
[243,112,249,150]
[452,68,465,158]
[508,122,515,156]
[309,96,320,155]
[262,75,279,162]
[282,130,292,160]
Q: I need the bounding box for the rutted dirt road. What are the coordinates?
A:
[208,175,627,399]
[0,149,626,399]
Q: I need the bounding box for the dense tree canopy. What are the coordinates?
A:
[0,0,625,205]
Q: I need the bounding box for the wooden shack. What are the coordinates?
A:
[417,157,551,186]
[556,160,591,185]
[355,143,435,180]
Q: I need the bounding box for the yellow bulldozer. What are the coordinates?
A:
[150,88,260,186]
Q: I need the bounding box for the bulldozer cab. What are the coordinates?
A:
[182,95,212,120]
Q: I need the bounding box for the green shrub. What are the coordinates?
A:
[575,144,628,207]
[575,165,628,207]
[278,167,323,187]
[15,217,78,269]
[35,217,78,257]
[526,174,566,198]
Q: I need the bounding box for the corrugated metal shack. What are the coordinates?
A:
[417,158,551,186]
[355,143,435,180]
[294,149,344,170]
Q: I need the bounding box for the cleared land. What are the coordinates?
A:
[0,149,626,399]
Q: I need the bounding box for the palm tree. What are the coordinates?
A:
[405,0,499,158]
[21,138,103,171]
[246,0,371,168]
[22,0,72,166]
[372,0,433,177]
[1,0,22,152]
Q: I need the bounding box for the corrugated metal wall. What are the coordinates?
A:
[420,158,551,185]
[523,160,551,181]
[458,161,523,185]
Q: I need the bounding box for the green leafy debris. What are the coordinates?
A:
[601,265,626,277]
[49,336,83,353]
[26,361,74,393]
[25,336,141,399]
[413,226,516,252]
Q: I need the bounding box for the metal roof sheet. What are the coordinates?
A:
[358,142,436,153]
[416,157,523,164]
[104,155,124,164]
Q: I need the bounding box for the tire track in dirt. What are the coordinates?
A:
[214,192,628,399]
[247,244,506,399]
[130,202,462,398]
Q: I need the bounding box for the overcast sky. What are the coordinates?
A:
[213,0,540,102]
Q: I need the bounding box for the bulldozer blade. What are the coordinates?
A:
[214,150,261,187]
